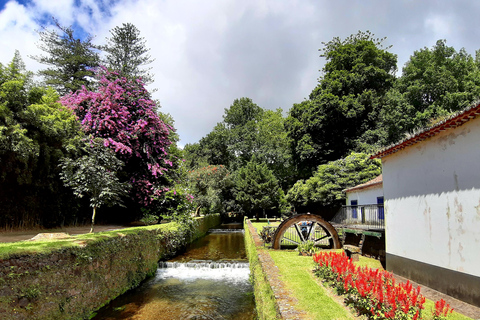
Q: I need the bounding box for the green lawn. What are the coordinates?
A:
[0,223,180,259]
[269,249,356,320]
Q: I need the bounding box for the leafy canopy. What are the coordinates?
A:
[286,31,397,178]
[286,152,381,208]
[184,97,293,188]
[0,52,84,228]
[186,165,233,215]
[234,157,286,216]
[380,39,480,144]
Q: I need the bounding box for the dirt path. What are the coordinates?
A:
[0,225,129,243]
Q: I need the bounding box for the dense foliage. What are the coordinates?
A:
[186,165,233,215]
[60,69,175,213]
[380,39,480,144]
[234,158,288,219]
[185,98,293,187]
[285,31,397,178]
[0,53,85,228]
[286,152,381,209]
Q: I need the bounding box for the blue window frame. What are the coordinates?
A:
[377,196,384,220]
[351,200,358,219]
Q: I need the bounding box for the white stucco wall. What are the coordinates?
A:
[346,184,383,206]
[345,185,384,223]
[382,118,480,277]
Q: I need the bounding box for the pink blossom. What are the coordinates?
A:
[60,69,177,206]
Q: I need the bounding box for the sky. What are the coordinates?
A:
[1,0,480,147]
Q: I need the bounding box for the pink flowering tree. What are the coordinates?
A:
[61,68,176,212]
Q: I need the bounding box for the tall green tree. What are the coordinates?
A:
[255,109,293,189]
[103,23,154,84]
[186,165,233,215]
[380,39,480,144]
[224,97,264,167]
[31,18,100,95]
[285,31,397,178]
[0,53,84,228]
[234,158,286,219]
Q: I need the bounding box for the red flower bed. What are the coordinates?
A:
[313,252,453,319]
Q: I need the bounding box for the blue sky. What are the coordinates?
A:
[2,0,480,147]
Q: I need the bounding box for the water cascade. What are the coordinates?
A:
[92,224,255,320]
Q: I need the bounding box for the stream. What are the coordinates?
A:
[92,223,255,319]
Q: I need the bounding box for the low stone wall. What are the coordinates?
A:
[0,215,220,320]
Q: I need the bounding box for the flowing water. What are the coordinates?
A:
[92,223,255,320]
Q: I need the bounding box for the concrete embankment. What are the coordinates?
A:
[0,215,220,320]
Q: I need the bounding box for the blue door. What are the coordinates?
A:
[377,197,384,220]
[351,200,358,219]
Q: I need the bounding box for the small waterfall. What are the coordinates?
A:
[157,260,250,283]
[159,260,249,269]
[208,229,245,234]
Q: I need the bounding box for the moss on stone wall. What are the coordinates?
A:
[0,215,220,320]
[244,219,280,320]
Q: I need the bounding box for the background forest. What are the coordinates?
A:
[2,22,480,229]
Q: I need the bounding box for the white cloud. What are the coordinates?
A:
[2,0,480,145]
[0,1,43,71]
[425,14,453,42]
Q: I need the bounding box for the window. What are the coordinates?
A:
[377,196,384,220]
[351,200,358,219]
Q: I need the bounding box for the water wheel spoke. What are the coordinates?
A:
[306,224,314,240]
[313,234,331,242]
[293,223,306,242]
[282,237,300,245]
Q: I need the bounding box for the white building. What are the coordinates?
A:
[372,103,480,307]
[343,175,384,227]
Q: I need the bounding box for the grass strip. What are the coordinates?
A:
[269,250,355,320]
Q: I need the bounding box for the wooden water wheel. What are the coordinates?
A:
[272,214,341,250]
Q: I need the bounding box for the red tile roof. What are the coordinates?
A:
[371,102,480,159]
[344,174,383,193]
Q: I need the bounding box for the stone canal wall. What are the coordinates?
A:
[0,215,220,320]
[244,219,306,320]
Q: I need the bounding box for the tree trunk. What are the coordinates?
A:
[90,206,97,233]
